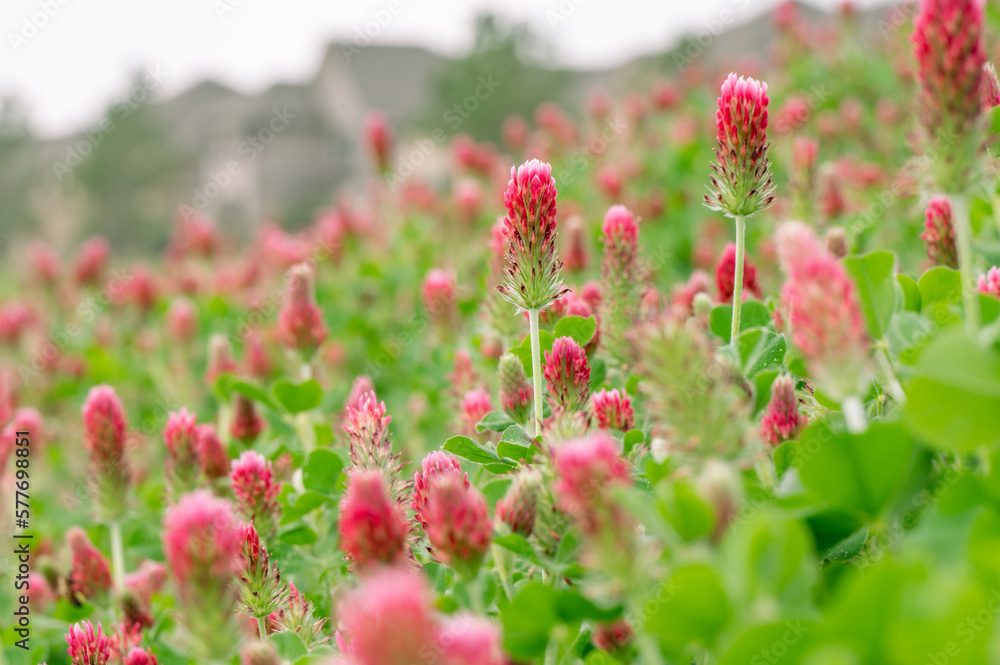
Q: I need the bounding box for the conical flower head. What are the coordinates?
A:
[230,451,282,537]
[912,0,985,138]
[67,527,112,600]
[422,472,492,578]
[704,73,775,218]
[81,384,130,519]
[196,424,229,479]
[275,582,329,649]
[336,568,437,665]
[421,268,458,323]
[543,336,591,413]
[552,433,631,536]
[715,242,761,302]
[591,388,634,431]
[236,523,288,619]
[124,647,158,665]
[498,353,533,425]
[760,374,807,446]
[162,491,242,601]
[339,469,409,569]
[497,159,569,312]
[364,110,393,172]
[411,451,467,528]
[978,266,1000,298]
[460,388,492,436]
[601,205,639,284]
[495,468,542,536]
[230,395,265,445]
[278,263,328,357]
[205,334,239,386]
[164,408,201,493]
[344,391,408,506]
[776,222,870,400]
[66,621,111,665]
[920,195,958,268]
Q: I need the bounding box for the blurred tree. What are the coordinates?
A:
[420,14,570,145]
[0,97,37,240]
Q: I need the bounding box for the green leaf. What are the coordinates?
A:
[622,429,644,455]
[553,315,597,346]
[735,329,786,378]
[278,525,318,545]
[918,266,962,311]
[657,481,714,541]
[269,631,308,662]
[493,533,537,561]
[710,301,772,343]
[302,449,344,495]
[496,425,535,461]
[501,583,559,659]
[905,328,1000,451]
[280,491,330,523]
[230,380,279,410]
[897,274,921,313]
[795,421,915,519]
[588,357,607,390]
[844,250,896,338]
[643,565,733,657]
[272,379,323,414]
[476,410,516,433]
[443,435,516,469]
[719,622,816,665]
[823,526,869,561]
[554,591,622,623]
[508,330,555,379]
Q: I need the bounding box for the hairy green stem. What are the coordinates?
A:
[110,520,126,593]
[951,194,979,335]
[731,215,746,342]
[256,616,267,640]
[528,308,544,437]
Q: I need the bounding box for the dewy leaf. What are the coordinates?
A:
[736,328,786,378]
[302,449,344,495]
[496,425,534,461]
[476,410,516,433]
[905,328,1000,451]
[710,301,772,343]
[795,421,915,519]
[844,251,896,339]
[443,435,516,469]
[917,266,962,311]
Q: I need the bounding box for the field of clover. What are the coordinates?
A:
[6,1,1000,664]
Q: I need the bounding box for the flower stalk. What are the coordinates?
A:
[731,215,746,341]
[528,308,543,437]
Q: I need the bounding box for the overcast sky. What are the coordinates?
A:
[2,0,893,137]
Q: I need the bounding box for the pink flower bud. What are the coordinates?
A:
[453,179,483,224]
[278,263,328,356]
[593,620,634,655]
[243,329,274,380]
[705,73,775,218]
[162,490,242,601]
[412,451,466,529]
[66,621,111,665]
[166,298,198,342]
[124,559,168,606]
[714,243,761,303]
[920,195,958,269]
[230,395,265,445]
[73,237,110,287]
[761,374,807,446]
[776,222,869,400]
[364,110,393,172]
[591,389,634,431]
[422,472,491,577]
[343,392,407,505]
[67,527,112,600]
[438,615,506,665]
[495,468,541,537]
[0,301,33,345]
[28,241,59,287]
[671,270,712,319]
[237,523,287,620]
[978,266,1000,298]
[792,137,818,172]
[983,62,1000,110]
[205,334,239,386]
[164,408,200,489]
[448,350,477,397]
[502,114,528,151]
[124,648,158,665]
[460,388,492,436]
[422,268,458,322]
[596,164,622,201]
[552,434,631,535]
[336,568,437,665]
[912,0,985,138]
[562,215,589,273]
[601,205,639,284]
[339,470,409,569]
[82,385,130,518]
[544,337,590,413]
[230,451,282,536]
[196,424,229,479]
[497,159,569,312]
